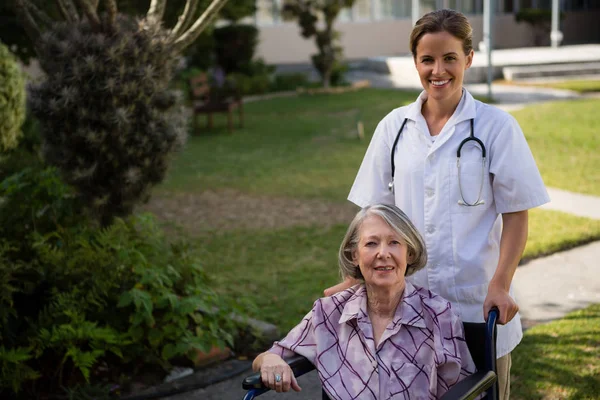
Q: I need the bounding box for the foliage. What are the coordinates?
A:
[28,15,187,226]
[213,24,260,75]
[0,167,246,397]
[227,60,276,96]
[272,72,311,92]
[0,112,43,185]
[0,40,26,152]
[282,0,356,88]
[2,0,256,64]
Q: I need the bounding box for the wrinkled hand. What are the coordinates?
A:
[260,353,301,393]
[324,276,359,297]
[483,284,519,325]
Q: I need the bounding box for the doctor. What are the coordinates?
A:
[325,9,549,399]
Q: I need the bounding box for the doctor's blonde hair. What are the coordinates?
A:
[338,204,427,280]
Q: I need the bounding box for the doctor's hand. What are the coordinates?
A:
[324,276,360,297]
[483,283,519,325]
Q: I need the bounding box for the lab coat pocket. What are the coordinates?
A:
[449,156,492,214]
[455,282,489,322]
[388,362,432,399]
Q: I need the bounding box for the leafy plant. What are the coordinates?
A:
[12,0,230,225]
[0,40,26,152]
[0,167,248,398]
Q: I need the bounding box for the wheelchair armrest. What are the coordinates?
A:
[440,371,497,400]
[242,354,315,390]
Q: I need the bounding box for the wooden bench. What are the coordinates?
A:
[189,72,244,133]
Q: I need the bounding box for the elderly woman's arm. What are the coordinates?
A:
[251,308,318,393]
[436,309,477,396]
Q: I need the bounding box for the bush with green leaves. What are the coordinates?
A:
[0,167,247,398]
[213,24,260,75]
[0,40,26,153]
[27,15,187,226]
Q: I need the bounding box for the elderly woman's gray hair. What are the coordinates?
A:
[338,204,427,280]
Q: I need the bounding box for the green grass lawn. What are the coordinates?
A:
[193,207,600,332]
[511,304,600,399]
[164,90,600,199]
[160,88,600,398]
[499,78,600,94]
[515,98,600,197]
[157,88,600,329]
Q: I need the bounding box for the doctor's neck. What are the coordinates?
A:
[421,91,462,122]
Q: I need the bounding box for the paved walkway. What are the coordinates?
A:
[156,75,600,400]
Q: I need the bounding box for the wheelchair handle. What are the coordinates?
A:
[485,306,499,385]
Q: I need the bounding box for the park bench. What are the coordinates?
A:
[189,72,244,133]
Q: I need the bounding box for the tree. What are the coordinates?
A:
[282,0,356,88]
[2,0,254,64]
[12,0,229,225]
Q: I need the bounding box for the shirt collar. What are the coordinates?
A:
[338,281,427,329]
[404,88,476,126]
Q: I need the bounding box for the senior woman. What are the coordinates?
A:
[252,204,475,399]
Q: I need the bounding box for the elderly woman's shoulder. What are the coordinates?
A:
[313,284,364,312]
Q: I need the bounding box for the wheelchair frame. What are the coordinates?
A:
[242,308,499,400]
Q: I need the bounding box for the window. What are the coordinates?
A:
[379,0,411,18]
[354,0,373,20]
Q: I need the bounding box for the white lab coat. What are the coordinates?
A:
[348,89,550,357]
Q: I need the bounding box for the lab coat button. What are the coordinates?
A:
[426,225,435,234]
[426,188,434,197]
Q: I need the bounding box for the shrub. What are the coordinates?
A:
[272,73,311,92]
[0,168,247,398]
[213,24,260,75]
[0,40,26,152]
[28,16,187,226]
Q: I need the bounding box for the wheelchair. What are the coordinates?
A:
[242,308,500,400]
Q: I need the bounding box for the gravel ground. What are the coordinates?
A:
[144,189,359,235]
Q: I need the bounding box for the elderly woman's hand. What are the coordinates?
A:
[256,353,301,393]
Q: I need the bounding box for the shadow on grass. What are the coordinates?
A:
[511,306,600,400]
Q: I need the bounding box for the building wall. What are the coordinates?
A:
[255,9,600,65]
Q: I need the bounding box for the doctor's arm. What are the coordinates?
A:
[483,210,528,325]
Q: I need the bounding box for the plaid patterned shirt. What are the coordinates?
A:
[269,282,476,399]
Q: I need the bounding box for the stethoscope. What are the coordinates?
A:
[388,118,487,207]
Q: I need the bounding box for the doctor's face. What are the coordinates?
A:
[352,215,410,290]
[414,31,473,105]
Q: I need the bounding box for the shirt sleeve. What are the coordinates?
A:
[347,114,396,208]
[489,113,550,214]
[267,308,317,365]
[436,306,477,396]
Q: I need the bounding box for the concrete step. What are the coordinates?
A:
[503,62,600,81]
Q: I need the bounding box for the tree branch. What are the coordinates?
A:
[104,0,118,30]
[147,0,168,24]
[171,0,199,37]
[24,0,54,27]
[56,0,80,22]
[172,0,228,53]
[74,0,101,30]
[13,0,42,45]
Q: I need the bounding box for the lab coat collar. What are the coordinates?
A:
[404,88,477,127]
[338,282,427,329]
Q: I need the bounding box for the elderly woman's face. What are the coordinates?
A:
[352,215,411,289]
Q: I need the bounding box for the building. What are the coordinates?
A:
[251,0,600,65]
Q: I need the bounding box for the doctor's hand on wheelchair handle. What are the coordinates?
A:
[257,352,302,393]
[483,283,518,325]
